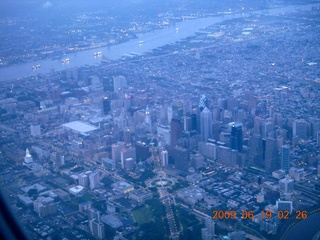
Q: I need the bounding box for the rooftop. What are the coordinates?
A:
[62,121,98,134]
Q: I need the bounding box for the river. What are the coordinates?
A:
[0,3,319,82]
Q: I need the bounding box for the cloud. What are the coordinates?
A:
[42,1,52,8]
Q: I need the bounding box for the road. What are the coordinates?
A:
[159,188,180,239]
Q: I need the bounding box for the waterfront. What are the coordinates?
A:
[0,3,318,81]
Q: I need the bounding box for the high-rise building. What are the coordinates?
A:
[144,105,151,125]
[89,171,100,190]
[264,138,278,173]
[200,107,212,142]
[160,149,169,167]
[281,145,290,173]
[262,121,274,138]
[135,141,150,162]
[254,116,264,135]
[249,134,263,168]
[170,118,182,147]
[113,75,127,93]
[79,173,89,187]
[89,219,105,240]
[311,118,320,138]
[191,153,204,169]
[33,197,57,218]
[276,200,293,213]
[171,146,189,171]
[317,131,320,147]
[102,158,116,171]
[102,96,110,115]
[199,95,208,112]
[279,178,294,193]
[230,122,243,152]
[183,115,193,132]
[201,217,215,240]
[293,119,308,139]
[111,142,125,162]
[88,208,101,221]
[121,147,136,169]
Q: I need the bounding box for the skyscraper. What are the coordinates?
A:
[89,219,106,240]
[171,146,189,171]
[230,122,243,152]
[264,138,278,173]
[199,95,208,112]
[293,119,308,139]
[113,75,127,93]
[279,178,294,193]
[89,171,100,190]
[160,149,169,167]
[170,118,182,147]
[200,107,212,142]
[102,96,110,115]
[281,145,290,173]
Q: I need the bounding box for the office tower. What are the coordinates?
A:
[124,158,135,170]
[274,113,283,127]
[157,125,171,145]
[289,167,304,181]
[88,208,101,221]
[167,106,173,123]
[279,178,294,193]
[124,94,132,110]
[24,149,33,163]
[201,217,215,240]
[264,138,278,173]
[191,153,204,169]
[121,147,136,168]
[262,121,274,138]
[30,125,41,136]
[199,95,208,112]
[254,116,263,135]
[111,142,125,162]
[170,118,182,147]
[89,219,105,240]
[89,171,100,190]
[249,134,263,168]
[135,141,150,162]
[311,118,320,138]
[79,173,89,187]
[123,129,132,145]
[200,107,213,142]
[230,122,243,152]
[293,119,308,139]
[33,197,57,218]
[160,149,169,166]
[102,96,110,115]
[183,115,193,132]
[172,104,183,120]
[281,145,290,173]
[113,75,127,93]
[190,113,197,129]
[102,158,116,171]
[171,146,189,171]
[144,106,151,125]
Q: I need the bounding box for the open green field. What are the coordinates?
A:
[132,207,154,225]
